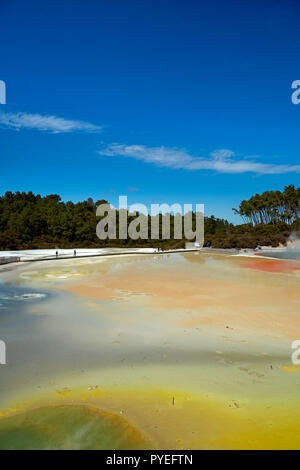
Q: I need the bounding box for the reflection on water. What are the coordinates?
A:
[262,240,300,260]
[0,281,47,308]
[0,252,299,449]
[262,251,300,260]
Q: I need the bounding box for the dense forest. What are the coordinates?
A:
[0,191,228,250]
[0,186,299,250]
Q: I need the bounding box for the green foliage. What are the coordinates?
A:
[0,191,219,250]
[0,191,102,250]
[0,189,297,251]
[233,185,300,225]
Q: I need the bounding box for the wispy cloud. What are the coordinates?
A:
[0,111,102,133]
[99,144,300,175]
[128,187,140,191]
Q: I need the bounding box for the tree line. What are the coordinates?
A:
[0,191,228,250]
[233,185,300,225]
[0,188,298,251]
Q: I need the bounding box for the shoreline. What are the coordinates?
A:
[0,245,298,267]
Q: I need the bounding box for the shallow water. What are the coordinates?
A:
[262,251,300,260]
[0,252,300,449]
[0,405,150,450]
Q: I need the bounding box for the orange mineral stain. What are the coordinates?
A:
[242,258,300,273]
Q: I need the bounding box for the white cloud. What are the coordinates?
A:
[99,144,300,175]
[210,149,235,161]
[0,111,102,133]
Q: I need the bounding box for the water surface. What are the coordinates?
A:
[0,252,300,449]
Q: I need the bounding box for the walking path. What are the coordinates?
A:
[0,247,201,265]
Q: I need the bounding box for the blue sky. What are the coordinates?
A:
[0,0,300,222]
